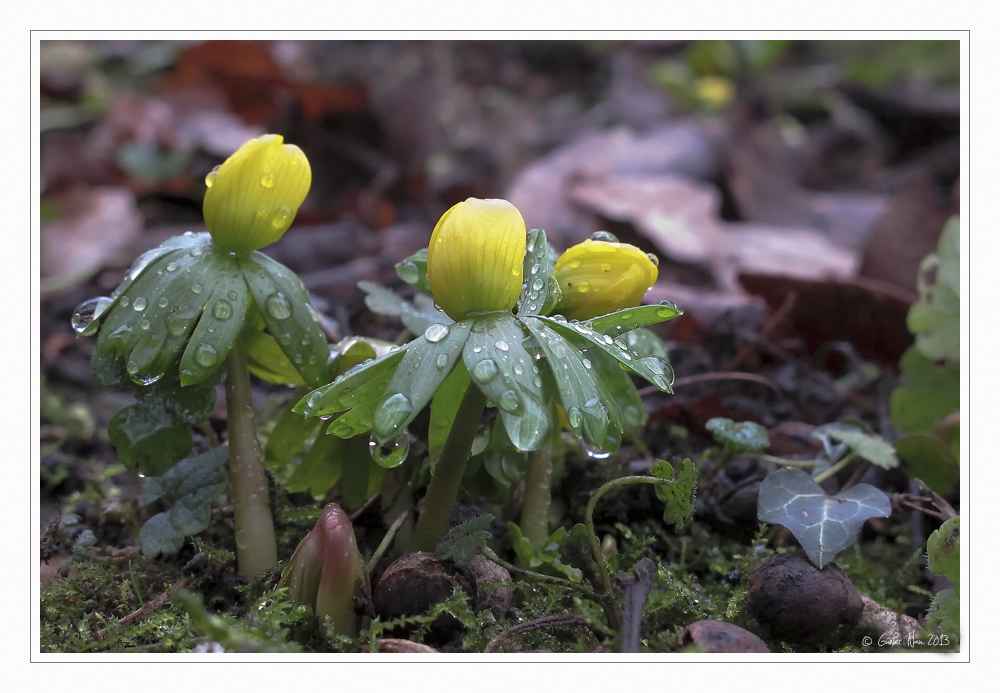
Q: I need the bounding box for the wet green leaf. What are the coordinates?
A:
[240,252,329,388]
[263,390,321,469]
[521,317,620,448]
[758,468,891,568]
[650,458,697,528]
[371,322,471,443]
[358,280,451,335]
[705,418,770,453]
[814,422,898,470]
[584,302,682,338]
[286,430,349,498]
[516,229,553,316]
[245,329,308,386]
[138,446,229,557]
[464,314,550,451]
[339,440,387,510]
[294,347,406,418]
[429,364,472,462]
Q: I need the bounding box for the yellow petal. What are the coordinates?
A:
[427,198,527,321]
[553,239,658,320]
[203,134,312,255]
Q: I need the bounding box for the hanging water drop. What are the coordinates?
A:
[71,297,113,336]
[582,438,611,459]
[590,230,619,243]
[646,252,659,267]
[369,434,411,469]
[397,261,420,284]
[424,323,450,343]
[205,166,220,188]
[265,293,292,320]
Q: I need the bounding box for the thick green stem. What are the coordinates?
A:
[225,338,277,577]
[410,384,487,552]
[520,446,554,545]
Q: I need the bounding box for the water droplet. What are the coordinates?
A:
[194,343,218,368]
[244,404,255,418]
[132,297,147,311]
[576,281,590,293]
[590,230,619,243]
[166,311,193,337]
[567,406,583,430]
[398,261,420,284]
[373,393,413,441]
[513,363,524,376]
[190,246,205,258]
[121,296,130,307]
[435,353,449,370]
[550,341,567,358]
[582,358,592,369]
[212,300,233,320]
[530,264,540,275]
[191,283,204,294]
[157,296,169,308]
[533,377,543,388]
[260,173,275,188]
[300,335,310,346]
[265,293,292,320]
[472,359,499,384]
[620,351,632,361]
[271,205,291,229]
[495,340,510,352]
[582,438,611,459]
[278,334,292,346]
[139,319,150,330]
[304,391,322,412]
[369,434,411,469]
[498,390,523,415]
[329,419,354,437]
[532,278,544,291]
[166,262,180,272]
[294,354,303,365]
[126,360,139,374]
[228,290,238,301]
[646,252,659,267]
[131,372,163,386]
[568,260,582,270]
[256,205,269,219]
[205,166,220,188]
[473,346,483,354]
[424,323,450,343]
[600,263,612,272]
[71,297,113,336]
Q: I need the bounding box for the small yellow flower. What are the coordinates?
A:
[427,198,527,321]
[553,239,659,320]
[203,134,312,255]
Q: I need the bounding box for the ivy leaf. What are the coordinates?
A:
[435,514,495,567]
[139,446,229,557]
[757,468,891,568]
[650,458,697,528]
[705,418,770,453]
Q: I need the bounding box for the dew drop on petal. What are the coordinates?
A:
[132,297,147,311]
[435,353,449,370]
[265,293,292,320]
[212,300,233,320]
[71,297,113,336]
[495,340,510,352]
[194,343,218,368]
[472,359,499,384]
[424,323,450,343]
[191,283,204,295]
[260,173,275,188]
[567,406,583,430]
[590,230,619,243]
[498,390,523,415]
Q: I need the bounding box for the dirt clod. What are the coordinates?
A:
[680,620,770,653]
[372,552,472,641]
[745,553,863,643]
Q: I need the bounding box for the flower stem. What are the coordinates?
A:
[410,383,487,552]
[224,337,277,577]
[520,445,554,545]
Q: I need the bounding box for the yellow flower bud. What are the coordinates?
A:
[553,239,659,320]
[427,198,527,321]
[203,134,311,255]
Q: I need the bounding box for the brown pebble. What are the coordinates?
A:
[745,553,863,643]
[680,620,770,653]
[372,552,471,639]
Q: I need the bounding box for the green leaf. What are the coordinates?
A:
[464,314,550,452]
[650,458,697,528]
[588,348,646,428]
[139,446,229,557]
[521,316,621,449]
[245,326,307,386]
[584,302,682,338]
[623,327,668,360]
[539,315,675,393]
[757,468,891,568]
[338,439,388,510]
[705,418,770,453]
[894,434,959,495]
[239,252,329,388]
[358,280,451,335]
[178,254,250,386]
[395,248,432,294]
[371,321,471,443]
[295,347,407,418]
[285,431,350,498]
[435,514,494,567]
[814,422,898,470]
[908,216,960,363]
[516,229,553,316]
[927,516,960,586]
[429,364,472,462]
[263,390,322,469]
[890,346,960,434]
[107,375,217,475]
[507,523,582,582]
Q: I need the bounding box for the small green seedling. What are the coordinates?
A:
[74,134,329,577]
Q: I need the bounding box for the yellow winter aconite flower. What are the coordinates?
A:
[553,238,659,320]
[427,198,527,321]
[203,134,312,255]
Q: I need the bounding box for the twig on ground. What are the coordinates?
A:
[93,578,190,641]
[483,612,599,653]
